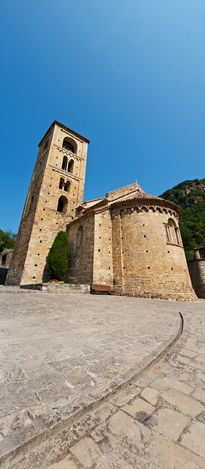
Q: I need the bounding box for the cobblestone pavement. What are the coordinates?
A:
[0,289,204,468]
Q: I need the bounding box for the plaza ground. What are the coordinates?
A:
[0,288,204,468]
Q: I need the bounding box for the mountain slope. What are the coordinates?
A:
[160,178,205,260]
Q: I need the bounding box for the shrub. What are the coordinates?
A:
[48,231,69,281]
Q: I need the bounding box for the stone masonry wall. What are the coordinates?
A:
[92,210,113,286]
[111,203,196,301]
[67,214,95,284]
[6,130,52,285]
[188,260,205,298]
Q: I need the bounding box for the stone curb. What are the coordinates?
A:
[0,312,183,469]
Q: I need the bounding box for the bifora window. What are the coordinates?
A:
[165,219,182,246]
[59,177,70,192]
[61,156,74,173]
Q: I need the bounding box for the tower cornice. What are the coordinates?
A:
[38,120,90,146]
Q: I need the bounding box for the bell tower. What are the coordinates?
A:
[6,121,89,285]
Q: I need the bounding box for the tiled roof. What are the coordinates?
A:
[110,190,161,204]
[72,187,181,223]
[110,189,180,213]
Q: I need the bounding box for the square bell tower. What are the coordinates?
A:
[6,121,89,285]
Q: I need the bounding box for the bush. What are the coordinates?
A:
[48,231,69,281]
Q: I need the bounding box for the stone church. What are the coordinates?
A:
[6,121,196,300]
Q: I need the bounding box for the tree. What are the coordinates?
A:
[160,178,205,260]
[48,231,69,281]
[0,229,16,252]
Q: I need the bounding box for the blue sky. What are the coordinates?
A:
[1,0,205,233]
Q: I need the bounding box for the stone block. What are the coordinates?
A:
[146,435,204,469]
[141,387,159,405]
[108,410,150,453]
[181,422,205,459]
[123,397,155,422]
[48,458,78,469]
[193,388,205,404]
[153,407,189,441]
[152,375,193,394]
[70,437,102,468]
[162,389,204,417]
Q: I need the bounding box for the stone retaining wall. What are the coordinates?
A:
[21,283,90,294]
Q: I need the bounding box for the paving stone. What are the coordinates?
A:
[195,354,205,364]
[108,410,150,453]
[97,430,149,469]
[70,437,102,468]
[48,459,78,469]
[1,293,205,468]
[181,422,205,459]
[141,387,159,405]
[9,428,77,469]
[177,355,195,367]
[153,407,189,441]
[135,371,156,388]
[69,403,116,438]
[162,389,204,417]
[109,385,141,407]
[146,435,204,469]
[193,388,205,404]
[149,360,166,374]
[180,349,197,358]
[37,384,73,403]
[123,397,155,422]
[152,375,193,394]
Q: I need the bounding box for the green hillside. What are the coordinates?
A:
[160,178,205,261]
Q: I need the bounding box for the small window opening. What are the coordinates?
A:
[64,181,70,192]
[165,219,181,246]
[62,155,68,170]
[68,159,74,173]
[76,226,83,246]
[62,137,76,153]
[57,195,68,214]
[59,177,64,189]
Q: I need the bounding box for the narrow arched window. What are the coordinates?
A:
[77,226,83,245]
[62,137,77,153]
[68,159,74,173]
[165,218,180,245]
[64,181,70,192]
[59,178,64,189]
[62,155,68,170]
[57,196,68,214]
